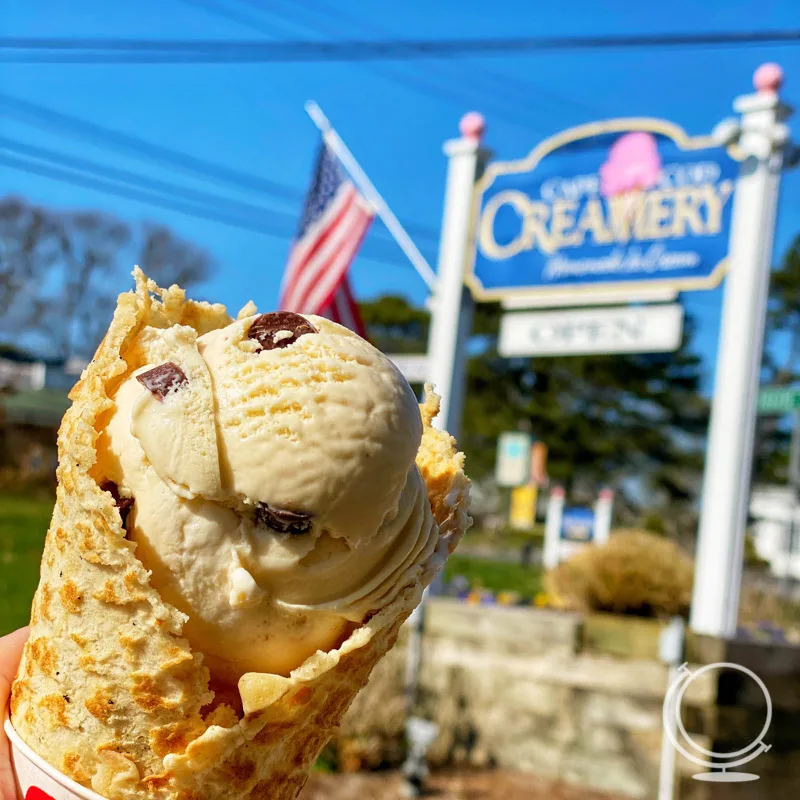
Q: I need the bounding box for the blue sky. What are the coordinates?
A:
[2,0,800,390]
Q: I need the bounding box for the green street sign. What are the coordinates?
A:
[757,386,800,414]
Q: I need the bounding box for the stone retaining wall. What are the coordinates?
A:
[338,600,800,799]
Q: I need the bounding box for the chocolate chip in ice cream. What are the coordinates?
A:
[248,312,317,352]
[137,362,188,401]
[101,481,134,528]
[255,503,313,535]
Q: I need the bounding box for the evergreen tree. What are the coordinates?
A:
[360,294,708,528]
[753,234,800,485]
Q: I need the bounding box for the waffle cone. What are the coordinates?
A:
[10,271,470,800]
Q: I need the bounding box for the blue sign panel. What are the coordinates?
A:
[468,119,739,301]
[560,507,595,543]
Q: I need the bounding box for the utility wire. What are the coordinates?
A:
[177,0,463,259]
[0,135,294,224]
[0,93,301,202]
[176,0,296,40]
[0,150,419,268]
[174,0,552,135]
[0,93,441,244]
[181,0,317,39]
[0,152,294,236]
[240,0,587,132]
[281,0,602,119]
[2,30,798,63]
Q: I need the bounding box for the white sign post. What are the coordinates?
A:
[403,113,488,796]
[691,64,796,638]
[594,488,615,546]
[426,112,489,438]
[543,487,566,570]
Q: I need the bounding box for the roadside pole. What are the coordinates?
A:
[691,65,795,637]
[402,113,489,797]
[783,412,800,596]
[426,111,488,437]
[658,617,686,800]
[593,488,615,546]
[543,487,566,570]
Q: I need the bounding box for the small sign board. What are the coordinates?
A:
[560,507,595,542]
[757,387,800,415]
[387,354,429,384]
[495,432,532,487]
[499,304,684,358]
[509,485,538,530]
[530,441,549,487]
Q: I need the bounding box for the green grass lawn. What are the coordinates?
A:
[0,492,544,634]
[443,553,543,598]
[0,490,52,636]
[460,524,545,552]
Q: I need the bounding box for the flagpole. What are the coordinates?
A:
[304,100,437,290]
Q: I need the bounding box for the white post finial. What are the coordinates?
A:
[754,63,784,95]
[459,111,486,142]
[691,70,794,638]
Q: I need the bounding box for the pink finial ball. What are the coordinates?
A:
[459,111,486,141]
[754,63,783,94]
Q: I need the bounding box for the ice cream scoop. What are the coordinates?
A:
[95,310,436,680]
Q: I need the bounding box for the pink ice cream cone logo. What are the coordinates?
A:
[599,132,662,222]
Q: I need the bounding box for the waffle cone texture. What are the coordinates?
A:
[11,271,471,800]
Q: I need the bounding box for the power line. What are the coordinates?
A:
[0,151,293,236]
[175,0,295,39]
[248,0,585,131]
[0,93,441,244]
[180,0,316,39]
[0,150,419,268]
[2,30,798,63]
[0,92,301,202]
[283,0,601,119]
[173,0,555,135]
[244,0,596,134]
[0,135,294,225]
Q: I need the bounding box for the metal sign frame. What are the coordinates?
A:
[464,117,743,304]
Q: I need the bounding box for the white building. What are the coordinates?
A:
[0,356,46,391]
[749,485,800,580]
[0,354,86,393]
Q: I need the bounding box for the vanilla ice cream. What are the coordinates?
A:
[95,311,437,681]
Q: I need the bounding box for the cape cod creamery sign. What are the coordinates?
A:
[468,119,740,302]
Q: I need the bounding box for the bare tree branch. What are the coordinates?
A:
[0,196,215,360]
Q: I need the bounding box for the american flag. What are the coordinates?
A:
[280,142,373,337]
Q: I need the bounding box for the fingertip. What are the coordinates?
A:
[0,628,30,686]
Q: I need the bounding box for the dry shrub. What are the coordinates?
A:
[545,529,694,618]
[739,582,800,641]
